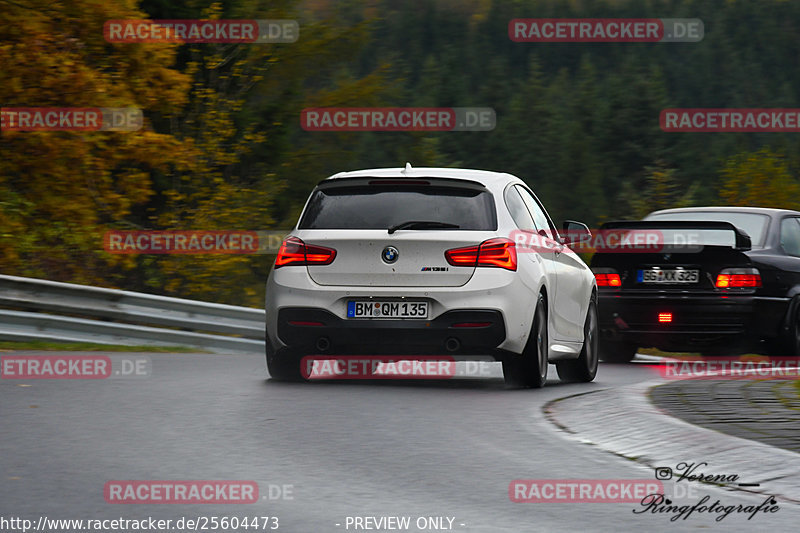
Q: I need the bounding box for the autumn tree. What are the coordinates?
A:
[719,148,800,210]
[0,0,193,284]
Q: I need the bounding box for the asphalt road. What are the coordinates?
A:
[2,352,799,532]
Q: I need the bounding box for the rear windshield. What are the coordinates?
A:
[645,211,770,248]
[298,185,497,230]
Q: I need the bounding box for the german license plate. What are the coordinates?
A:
[347,301,428,319]
[637,269,699,284]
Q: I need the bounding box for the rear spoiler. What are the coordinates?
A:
[317,176,488,191]
[600,220,752,251]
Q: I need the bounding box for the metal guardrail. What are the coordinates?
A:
[0,275,265,353]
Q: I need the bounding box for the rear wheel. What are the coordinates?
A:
[557,298,599,382]
[598,340,637,364]
[503,293,548,388]
[771,298,800,357]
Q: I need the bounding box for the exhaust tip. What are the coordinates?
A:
[316,337,331,352]
[445,337,461,352]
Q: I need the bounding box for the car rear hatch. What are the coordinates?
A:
[296,177,498,287]
[590,220,756,294]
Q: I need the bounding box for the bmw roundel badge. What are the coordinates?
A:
[382,246,399,264]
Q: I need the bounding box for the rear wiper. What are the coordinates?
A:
[387,221,460,234]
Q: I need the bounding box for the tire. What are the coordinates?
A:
[556,298,599,382]
[770,298,800,357]
[266,337,304,382]
[598,340,637,364]
[503,293,548,388]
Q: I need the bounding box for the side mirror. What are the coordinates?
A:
[561,220,591,246]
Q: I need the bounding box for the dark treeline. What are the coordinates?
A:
[294,0,800,226]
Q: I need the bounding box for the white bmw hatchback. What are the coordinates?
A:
[265,165,598,387]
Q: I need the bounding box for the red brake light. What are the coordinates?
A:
[445,238,517,271]
[444,244,480,266]
[595,272,622,287]
[275,237,336,268]
[476,238,517,270]
[658,312,673,323]
[715,268,761,288]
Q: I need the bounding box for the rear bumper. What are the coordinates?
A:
[597,292,790,351]
[276,307,506,355]
[265,265,540,355]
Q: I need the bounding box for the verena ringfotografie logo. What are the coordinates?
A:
[658,357,800,380]
[104,20,298,43]
[1,355,151,379]
[103,481,261,504]
[661,109,800,132]
[509,19,703,42]
[1,108,142,131]
[509,480,663,503]
[300,108,495,131]
[103,230,294,254]
[636,463,780,522]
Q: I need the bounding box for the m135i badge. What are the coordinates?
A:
[421,266,449,271]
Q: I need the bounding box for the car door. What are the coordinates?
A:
[503,184,558,338]
[515,185,586,342]
[778,216,800,293]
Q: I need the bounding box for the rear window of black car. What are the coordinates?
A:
[298,185,497,230]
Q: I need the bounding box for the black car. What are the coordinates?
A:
[590,207,800,362]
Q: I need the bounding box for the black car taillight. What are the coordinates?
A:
[592,267,622,288]
[715,267,761,288]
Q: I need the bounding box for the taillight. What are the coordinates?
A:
[658,312,673,323]
[593,268,622,287]
[445,238,517,271]
[715,268,761,288]
[274,237,336,269]
[476,238,517,270]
